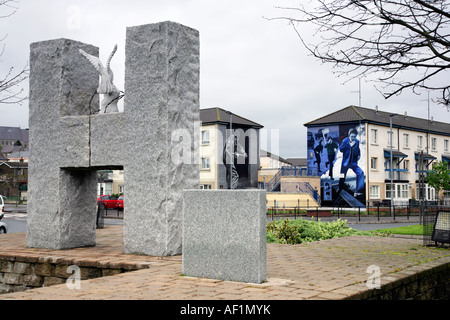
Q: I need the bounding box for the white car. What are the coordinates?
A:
[0,213,7,234]
[0,196,7,233]
[0,195,4,214]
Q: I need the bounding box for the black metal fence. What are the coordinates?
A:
[96,203,123,228]
[268,202,450,248]
[267,202,427,222]
[93,198,449,248]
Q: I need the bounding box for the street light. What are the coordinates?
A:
[389,113,397,217]
[227,111,233,189]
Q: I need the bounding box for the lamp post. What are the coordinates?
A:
[227,111,233,189]
[389,114,397,217]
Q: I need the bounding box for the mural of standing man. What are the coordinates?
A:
[324,137,338,180]
[313,139,324,174]
[338,128,365,197]
[223,130,248,189]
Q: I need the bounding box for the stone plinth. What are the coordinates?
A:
[182,190,267,284]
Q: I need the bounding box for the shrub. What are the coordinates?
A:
[266,218,370,244]
[267,219,300,244]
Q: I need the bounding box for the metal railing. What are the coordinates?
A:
[266,202,436,223]
[96,203,123,228]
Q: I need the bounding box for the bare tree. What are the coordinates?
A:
[271,0,450,108]
[0,0,28,105]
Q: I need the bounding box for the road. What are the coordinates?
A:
[1,217,123,234]
[1,216,418,234]
[1,203,420,234]
[267,214,420,231]
[348,222,417,231]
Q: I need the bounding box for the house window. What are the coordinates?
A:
[417,135,423,149]
[445,139,449,153]
[200,184,212,190]
[416,183,436,201]
[399,184,409,198]
[370,129,378,144]
[201,157,210,170]
[370,157,378,170]
[387,130,393,147]
[370,185,380,199]
[386,183,409,200]
[386,184,393,199]
[403,160,409,171]
[201,130,210,145]
[431,137,437,151]
[403,134,409,148]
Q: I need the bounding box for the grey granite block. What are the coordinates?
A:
[122,22,200,256]
[182,190,267,284]
[57,169,97,248]
[26,39,99,249]
[90,112,126,167]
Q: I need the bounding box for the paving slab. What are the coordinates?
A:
[0,225,449,301]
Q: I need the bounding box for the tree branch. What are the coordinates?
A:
[270,0,450,108]
[0,0,28,105]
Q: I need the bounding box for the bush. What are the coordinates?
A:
[267,218,370,244]
[267,219,300,244]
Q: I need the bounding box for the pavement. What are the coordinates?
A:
[2,204,27,214]
[0,225,449,302]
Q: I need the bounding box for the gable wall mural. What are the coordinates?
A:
[307,124,366,207]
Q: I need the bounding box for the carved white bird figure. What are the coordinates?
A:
[79,44,118,94]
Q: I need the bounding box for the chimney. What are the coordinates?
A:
[404,111,407,119]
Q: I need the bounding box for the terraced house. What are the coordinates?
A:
[0,126,29,155]
[304,105,450,207]
[199,107,263,190]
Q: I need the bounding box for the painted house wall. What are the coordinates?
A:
[307,124,367,206]
[200,124,219,189]
[216,124,260,189]
[199,124,260,189]
[366,122,450,204]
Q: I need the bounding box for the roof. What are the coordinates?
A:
[383,149,407,158]
[200,107,263,129]
[260,149,291,165]
[6,150,29,160]
[304,105,450,136]
[0,126,29,142]
[0,161,28,169]
[286,158,308,167]
[0,145,24,154]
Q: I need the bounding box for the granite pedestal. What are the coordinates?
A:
[182,190,267,283]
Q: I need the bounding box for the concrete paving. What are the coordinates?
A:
[0,225,449,301]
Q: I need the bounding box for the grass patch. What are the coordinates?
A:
[266,218,373,244]
[266,219,429,245]
[371,224,423,236]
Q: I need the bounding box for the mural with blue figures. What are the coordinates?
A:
[307,124,366,206]
[307,126,339,178]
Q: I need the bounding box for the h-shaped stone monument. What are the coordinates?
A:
[26,21,200,256]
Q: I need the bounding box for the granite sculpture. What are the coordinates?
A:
[26,22,200,256]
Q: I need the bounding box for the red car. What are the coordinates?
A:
[97,195,118,209]
[117,195,124,210]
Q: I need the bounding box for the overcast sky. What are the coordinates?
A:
[1,0,449,158]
